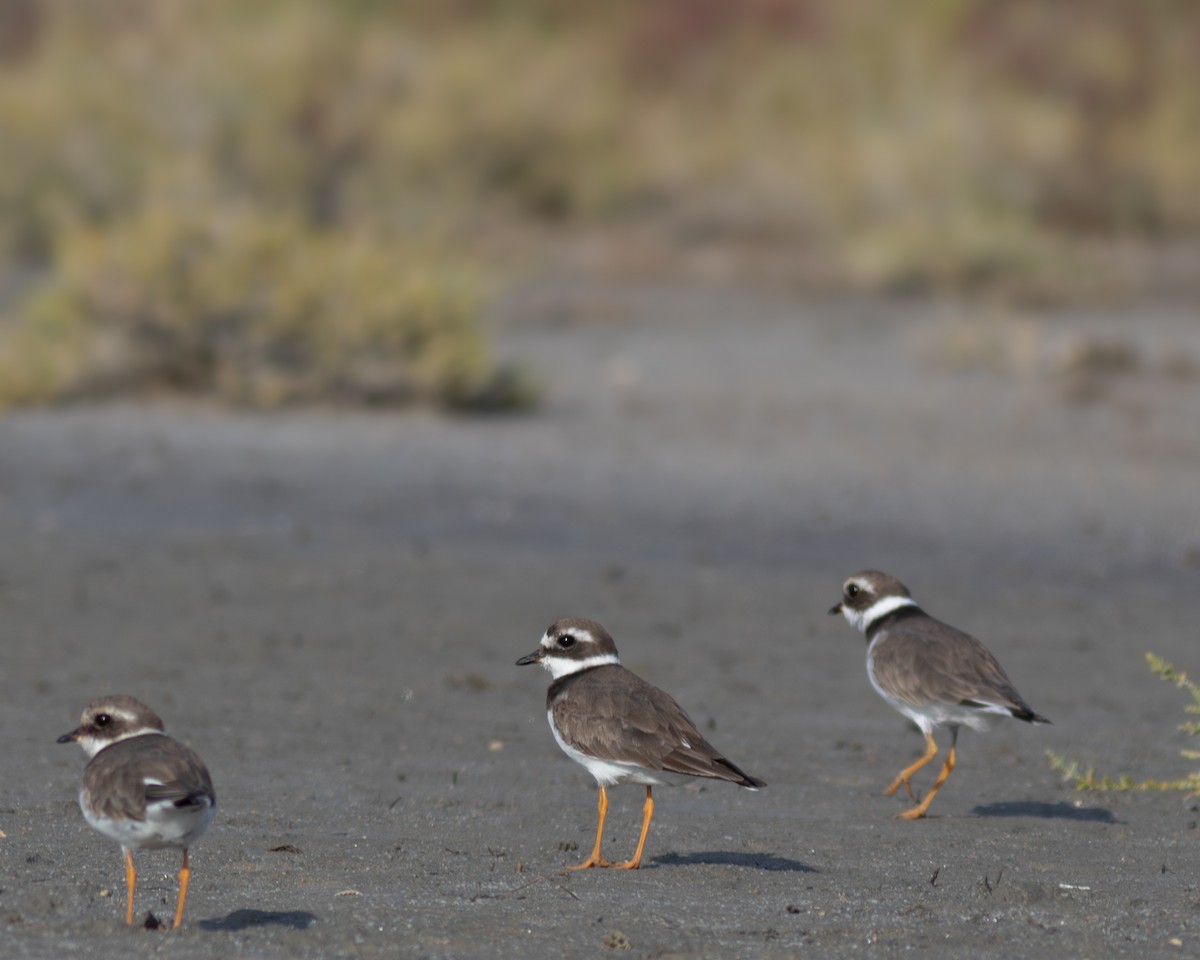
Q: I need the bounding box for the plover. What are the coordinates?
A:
[517,617,764,869]
[58,695,216,928]
[830,571,1049,819]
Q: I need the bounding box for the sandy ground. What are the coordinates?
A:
[1,281,1199,958]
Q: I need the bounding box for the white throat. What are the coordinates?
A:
[540,652,620,680]
[78,727,165,759]
[843,594,917,633]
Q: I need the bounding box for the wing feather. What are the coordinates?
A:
[83,735,216,820]
[872,617,1041,719]
[551,666,763,786]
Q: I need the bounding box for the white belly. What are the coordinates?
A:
[81,790,215,851]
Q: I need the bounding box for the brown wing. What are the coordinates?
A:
[872,616,1042,719]
[551,666,764,787]
[83,734,216,821]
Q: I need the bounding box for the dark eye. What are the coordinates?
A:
[556,634,576,649]
[845,583,860,599]
[95,713,111,727]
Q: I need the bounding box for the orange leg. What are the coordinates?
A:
[567,785,613,869]
[884,731,938,800]
[123,848,137,925]
[612,786,654,870]
[171,848,191,929]
[897,741,956,820]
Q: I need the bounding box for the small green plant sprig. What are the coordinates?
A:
[1046,653,1200,794]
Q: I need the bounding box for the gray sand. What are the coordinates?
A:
[1,283,1198,957]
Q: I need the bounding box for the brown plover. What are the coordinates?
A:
[517,617,764,869]
[831,571,1049,819]
[58,695,216,927]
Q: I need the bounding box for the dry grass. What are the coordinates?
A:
[1047,653,1200,794]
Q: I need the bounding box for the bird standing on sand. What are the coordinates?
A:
[58,695,215,928]
[518,617,764,869]
[831,571,1049,819]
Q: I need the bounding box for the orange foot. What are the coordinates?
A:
[566,857,612,870]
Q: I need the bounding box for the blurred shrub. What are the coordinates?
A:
[0,0,1197,408]
[1,1,1193,256]
[0,203,531,410]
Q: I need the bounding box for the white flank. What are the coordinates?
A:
[547,710,664,787]
[81,789,214,851]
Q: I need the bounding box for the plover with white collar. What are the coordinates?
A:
[518,617,764,869]
[831,571,1049,819]
[58,695,215,927]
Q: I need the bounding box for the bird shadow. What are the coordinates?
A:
[653,850,818,873]
[971,800,1120,824]
[198,909,318,932]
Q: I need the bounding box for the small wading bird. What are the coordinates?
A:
[58,695,215,928]
[831,571,1050,819]
[517,617,764,870]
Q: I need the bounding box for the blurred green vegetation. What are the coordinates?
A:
[0,0,1196,407]
[0,203,514,407]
